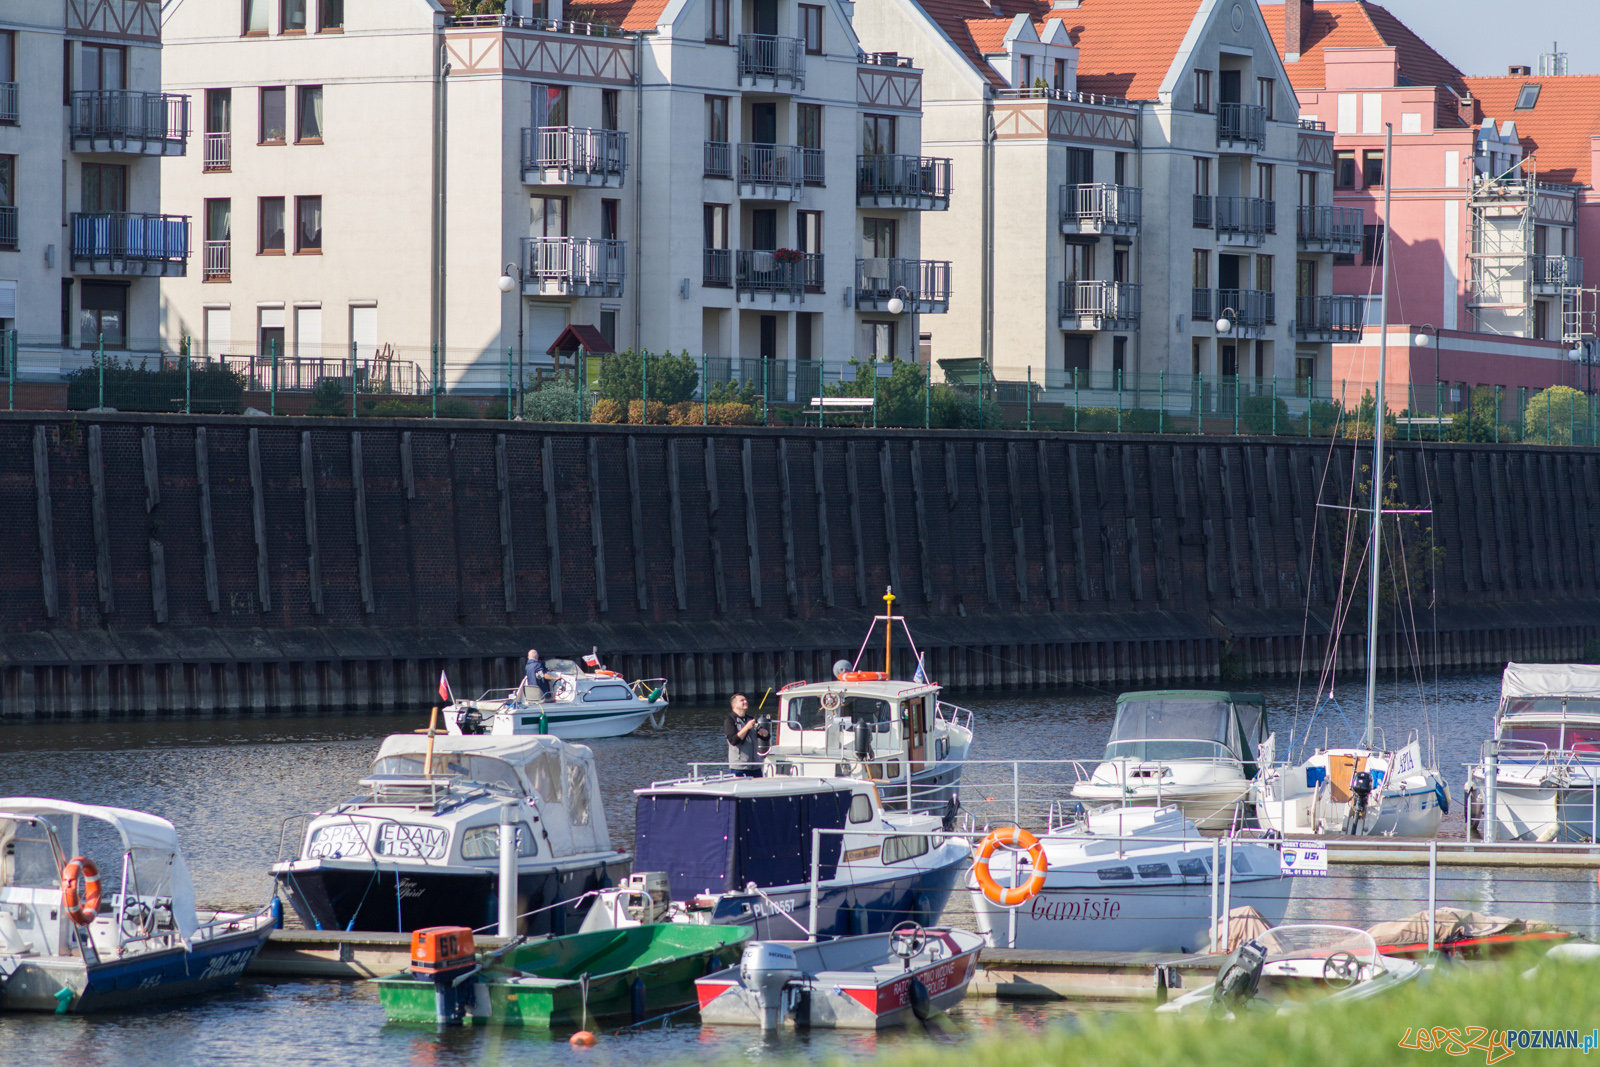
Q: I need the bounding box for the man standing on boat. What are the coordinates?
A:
[524,649,553,701]
[725,693,768,776]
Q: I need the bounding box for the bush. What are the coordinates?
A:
[707,402,757,425]
[705,377,760,406]
[591,399,625,423]
[66,356,245,414]
[305,379,348,415]
[626,399,671,424]
[1240,395,1291,435]
[522,385,583,423]
[1523,385,1590,444]
[593,349,699,404]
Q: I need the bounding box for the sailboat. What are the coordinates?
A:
[1253,120,1448,839]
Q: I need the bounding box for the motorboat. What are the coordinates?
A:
[447,656,667,740]
[1157,924,1425,1015]
[1069,690,1268,830]
[1464,663,1600,842]
[630,773,971,940]
[696,924,986,1029]
[966,805,1290,953]
[1254,734,1448,838]
[0,799,274,1013]
[271,733,630,934]
[1365,907,1569,959]
[760,595,974,819]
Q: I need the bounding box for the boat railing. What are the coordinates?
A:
[935,700,975,732]
[630,677,668,700]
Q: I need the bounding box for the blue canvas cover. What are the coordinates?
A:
[635,793,735,899]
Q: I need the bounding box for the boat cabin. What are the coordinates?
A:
[1100,690,1269,773]
[765,679,951,782]
[1493,663,1600,759]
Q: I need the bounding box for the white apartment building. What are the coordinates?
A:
[1,0,187,375]
[853,0,1357,393]
[159,0,951,392]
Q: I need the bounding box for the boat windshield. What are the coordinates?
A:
[1104,698,1238,761]
[371,754,523,794]
[1256,924,1378,966]
[1501,722,1600,755]
[784,695,892,732]
[1504,697,1600,718]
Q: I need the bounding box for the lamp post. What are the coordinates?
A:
[1412,323,1440,438]
[497,263,525,419]
[885,285,911,362]
[1215,308,1239,432]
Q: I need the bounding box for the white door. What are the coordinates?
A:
[525,304,568,369]
[350,305,377,359]
[204,307,230,360]
[295,306,322,360]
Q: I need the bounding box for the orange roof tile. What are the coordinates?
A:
[581,0,670,31]
[963,17,1015,55]
[1462,76,1600,187]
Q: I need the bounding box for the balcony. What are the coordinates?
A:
[203,132,230,172]
[1059,280,1141,330]
[704,140,732,179]
[70,91,191,156]
[444,13,629,36]
[1294,294,1364,342]
[704,248,732,288]
[521,126,627,188]
[1533,255,1583,293]
[1296,204,1362,255]
[857,155,951,210]
[1193,194,1213,229]
[71,213,190,276]
[0,206,15,250]
[1060,183,1141,237]
[0,82,16,125]
[803,148,824,186]
[855,258,951,314]
[1208,288,1275,338]
[520,236,625,298]
[737,143,807,200]
[1217,101,1267,151]
[203,240,230,281]
[1213,196,1275,246]
[736,249,822,301]
[738,34,805,89]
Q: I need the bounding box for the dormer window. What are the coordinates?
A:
[1194,69,1212,113]
[1515,83,1541,109]
[1020,53,1034,88]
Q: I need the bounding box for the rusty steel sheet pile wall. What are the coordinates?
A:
[2,413,1598,719]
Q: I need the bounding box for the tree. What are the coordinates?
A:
[1523,385,1590,445]
[1444,386,1501,442]
[822,359,988,428]
[593,350,699,404]
[1325,461,1446,631]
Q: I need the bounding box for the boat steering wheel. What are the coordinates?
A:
[1322,951,1361,989]
[890,921,927,970]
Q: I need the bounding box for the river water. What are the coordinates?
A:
[2,670,1595,1065]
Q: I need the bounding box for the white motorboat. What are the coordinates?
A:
[0,799,274,1013]
[966,805,1290,953]
[1464,663,1600,842]
[696,925,986,1029]
[1157,924,1425,1015]
[760,595,974,820]
[1255,735,1448,837]
[447,657,667,740]
[271,733,630,934]
[1069,690,1268,830]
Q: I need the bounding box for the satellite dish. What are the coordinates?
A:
[832,659,852,680]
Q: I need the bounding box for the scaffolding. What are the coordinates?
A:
[1467,153,1581,341]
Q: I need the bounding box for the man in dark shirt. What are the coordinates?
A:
[724,693,768,776]
[524,649,552,700]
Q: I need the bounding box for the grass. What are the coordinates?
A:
[849,951,1600,1066]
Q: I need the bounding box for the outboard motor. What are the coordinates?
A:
[1210,937,1267,1014]
[410,926,480,1025]
[1342,770,1374,834]
[455,706,486,735]
[739,941,800,1031]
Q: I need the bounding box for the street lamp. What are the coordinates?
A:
[1215,306,1238,334]
[1412,323,1439,418]
[498,263,524,419]
[886,285,911,316]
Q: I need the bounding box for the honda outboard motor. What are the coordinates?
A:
[739,941,800,1031]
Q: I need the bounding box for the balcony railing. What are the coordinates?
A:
[203,132,231,172]
[1295,204,1362,254]
[1214,196,1275,242]
[0,205,15,250]
[1294,294,1364,341]
[737,142,806,197]
[1298,119,1327,131]
[0,82,16,125]
[1215,288,1275,331]
[70,91,191,155]
[705,140,733,179]
[857,155,951,209]
[222,353,431,396]
[203,240,230,281]
[520,236,625,298]
[738,34,805,88]
[1218,101,1267,148]
[1193,194,1212,229]
[1533,255,1583,289]
[1059,280,1141,328]
[735,249,822,298]
[443,13,627,37]
[71,213,190,276]
[802,147,825,186]
[855,258,951,313]
[521,126,627,186]
[704,248,732,288]
[1060,183,1142,236]
[859,51,914,68]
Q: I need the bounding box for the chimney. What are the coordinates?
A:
[1508,64,1532,76]
[1458,90,1474,127]
[1284,0,1313,63]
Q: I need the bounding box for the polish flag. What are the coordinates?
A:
[438,671,452,703]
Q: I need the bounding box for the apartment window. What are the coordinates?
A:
[1113,246,1129,284]
[863,114,895,156]
[318,0,343,31]
[282,0,307,33]
[1020,54,1034,89]
[1297,259,1316,298]
[205,199,230,280]
[599,309,617,349]
[1335,151,1355,189]
[0,155,13,250]
[1255,254,1273,291]
[1066,147,1093,187]
[260,87,287,143]
[1114,152,1127,186]
[206,88,232,134]
[707,0,729,42]
[1362,149,1384,188]
[705,96,728,142]
[530,195,567,237]
[704,204,728,248]
[600,199,619,241]
[0,32,14,97]
[1298,170,1317,206]
[1193,249,1210,289]
[533,84,568,128]
[259,196,285,253]
[751,209,776,249]
[1053,58,1067,91]
[1191,340,1203,376]
[1113,336,1127,379]
[601,89,619,131]
[295,86,323,143]
[1256,163,1274,201]
[797,313,815,361]
[1193,156,1211,195]
[1361,224,1384,265]
[861,321,895,361]
[800,4,823,53]
[1065,240,1094,282]
[1296,354,1315,385]
[81,163,127,212]
[244,0,269,34]
[1193,69,1212,113]
[80,282,127,348]
[80,44,126,92]
[798,210,821,253]
[1533,300,1549,340]
[1257,77,1274,120]
[799,104,823,149]
[295,195,322,252]
[862,217,896,259]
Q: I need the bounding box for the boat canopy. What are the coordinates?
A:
[1105,690,1268,766]
[634,782,854,899]
[0,798,199,939]
[372,734,611,857]
[1500,663,1600,706]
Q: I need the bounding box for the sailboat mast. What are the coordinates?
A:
[1364,121,1394,748]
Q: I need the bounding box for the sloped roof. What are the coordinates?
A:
[1462,75,1600,187]
[582,0,671,31]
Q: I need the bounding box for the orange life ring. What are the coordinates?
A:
[61,857,101,926]
[593,670,620,678]
[973,826,1048,907]
[840,671,888,682]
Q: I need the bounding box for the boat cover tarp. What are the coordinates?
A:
[0,798,198,939]
[1501,663,1600,703]
[1366,907,1557,946]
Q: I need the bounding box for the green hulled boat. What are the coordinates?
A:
[373,925,751,1028]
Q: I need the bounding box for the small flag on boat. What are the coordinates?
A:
[583,653,601,668]
[913,654,928,684]
[438,671,452,703]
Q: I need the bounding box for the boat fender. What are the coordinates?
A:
[1434,781,1451,816]
[839,671,889,682]
[61,857,101,926]
[909,978,934,1021]
[972,827,1049,907]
